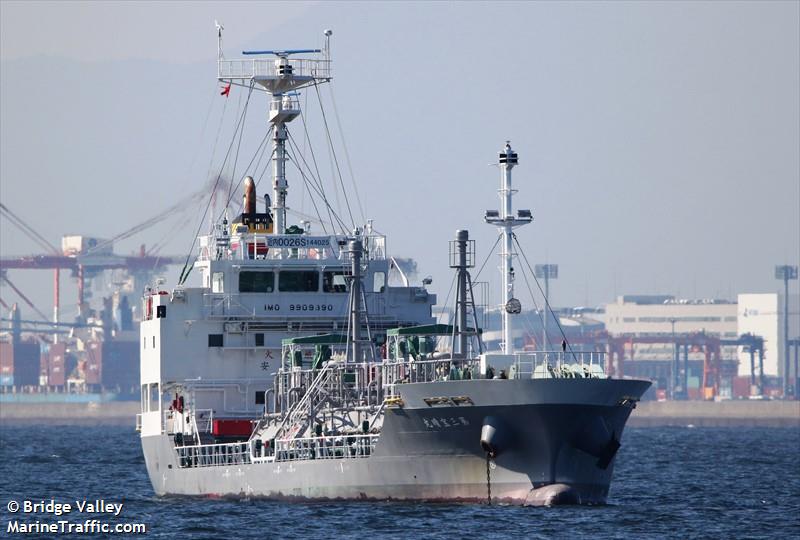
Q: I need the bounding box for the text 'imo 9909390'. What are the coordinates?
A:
[137,26,650,506]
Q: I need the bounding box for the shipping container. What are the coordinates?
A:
[732,376,752,398]
[13,342,40,386]
[47,343,67,387]
[85,341,103,385]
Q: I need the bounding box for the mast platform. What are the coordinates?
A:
[217,57,331,92]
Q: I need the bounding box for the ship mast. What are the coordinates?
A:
[216,27,332,235]
[484,142,532,354]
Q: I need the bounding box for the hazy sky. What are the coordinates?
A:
[1,1,798,319]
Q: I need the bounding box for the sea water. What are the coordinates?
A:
[1,425,798,539]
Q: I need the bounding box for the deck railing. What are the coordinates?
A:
[381,358,477,388]
[173,433,378,468]
[380,351,607,389]
[510,351,607,379]
[272,434,379,462]
[218,58,331,81]
[162,408,214,435]
[193,409,215,433]
[175,441,251,469]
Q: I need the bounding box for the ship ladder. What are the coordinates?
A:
[274,359,340,440]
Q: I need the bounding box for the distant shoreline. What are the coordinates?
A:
[0,401,140,426]
[1,400,798,428]
[629,400,800,428]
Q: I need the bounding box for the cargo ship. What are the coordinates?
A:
[138,28,650,505]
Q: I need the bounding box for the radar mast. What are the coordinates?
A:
[484,142,532,354]
[216,27,333,235]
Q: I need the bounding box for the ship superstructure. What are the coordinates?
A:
[139,28,650,506]
[139,29,435,434]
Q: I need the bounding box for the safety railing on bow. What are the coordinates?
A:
[510,351,607,379]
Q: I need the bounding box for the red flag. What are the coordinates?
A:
[220,82,231,97]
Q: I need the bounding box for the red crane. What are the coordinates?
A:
[0,202,184,321]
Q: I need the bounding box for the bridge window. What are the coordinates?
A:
[239,271,275,293]
[279,270,319,292]
[323,271,349,293]
[208,334,223,347]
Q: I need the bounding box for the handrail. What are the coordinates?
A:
[218,58,331,80]
[272,358,341,440]
[381,358,474,389]
[509,351,607,379]
[273,433,378,462]
[173,433,380,467]
[193,409,214,433]
[174,441,251,468]
[379,351,608,383]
